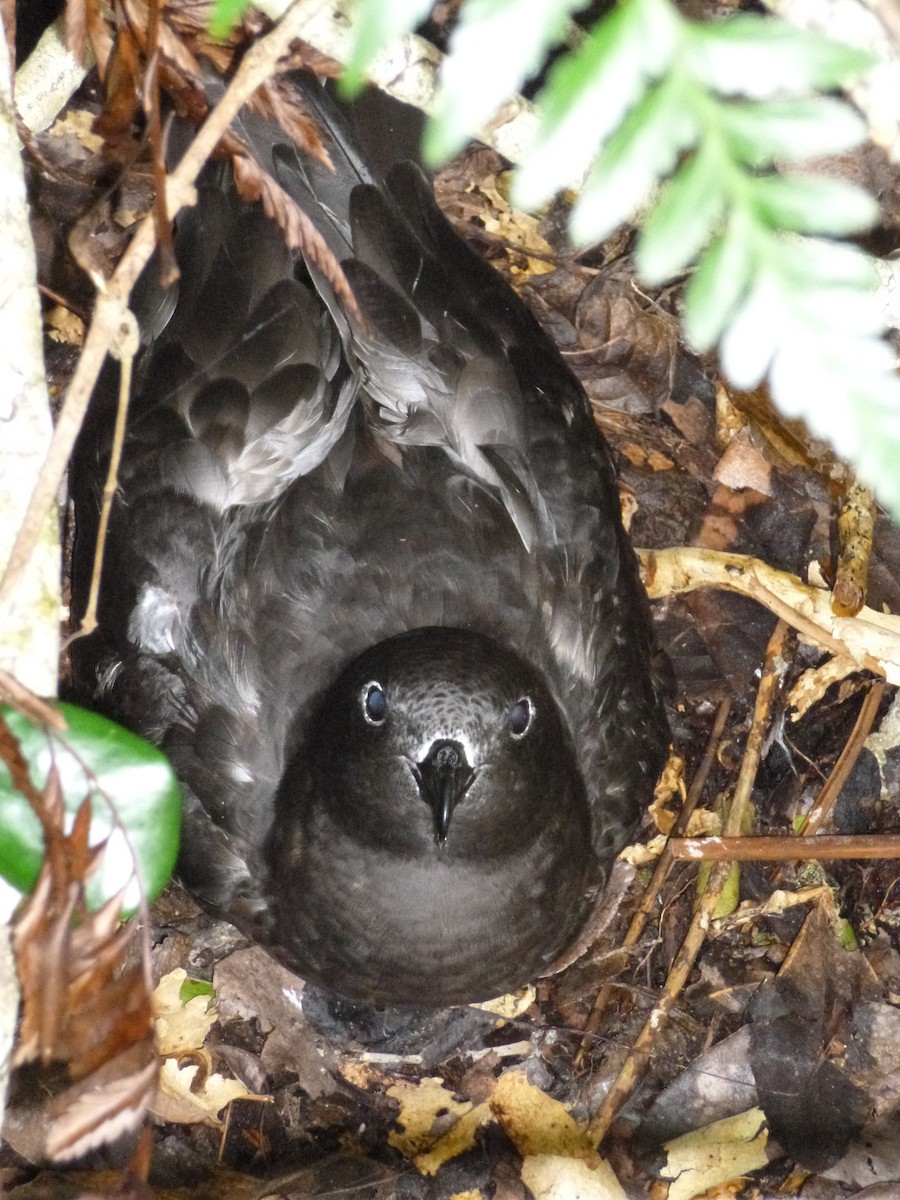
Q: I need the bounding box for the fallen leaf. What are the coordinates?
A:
[787,656,863,721]
[388,1076,491,1174]
[473,986,536,1019]
[154,1055,264,1126]
[490,1071,592,1161]
[521,1154,626,1200]
[45,305,85,346]
[660,1108,769,1200]
[152,967,216,1056]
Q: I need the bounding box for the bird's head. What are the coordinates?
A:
[307,627,582,854]
[271,627,595,1005]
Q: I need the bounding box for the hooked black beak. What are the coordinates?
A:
[412,739,475,844]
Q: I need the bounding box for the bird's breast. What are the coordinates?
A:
[272,814,593,1005]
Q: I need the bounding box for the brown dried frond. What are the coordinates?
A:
[8,736,158,1163]
[121,0,206,84]
[249,76,334,170]
[80,0,115,78]
[229,140,360,320]
[75,0,345,166]
[71,0,345,259]
[93,20,143,140]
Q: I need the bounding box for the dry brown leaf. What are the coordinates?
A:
[489,1074,626,1197]
[661,1109,769,1200]
[122,0,205,83]
[787,656,864,720]
[53,108,105,153]
[520,1155,626,1200]
[387,1076,499,1175]
[46,304,86,346]
[338,1059,384,1090]
[152,968,216,1056]
[476,178,556,280]
[618,441,675,471]
[78,0,331,177]
[713,427,774,495]
[620,832,668,865]
[472,986,536,1019]
[46,1053,160,1162]
[9,752,157,1162]
[93,20,142,140]
[648,750,685,835]
[575,272,679,413]
[65,0,89,66]
[490,1071,594,1162]
[154,1055,262,1126]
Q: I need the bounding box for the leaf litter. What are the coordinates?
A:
[7,1,900,1197]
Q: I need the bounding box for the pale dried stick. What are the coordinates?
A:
[798,677,886,835]
[68,314,139,643]
[669,833,900,861]
[573,695,732,1070]
[587,621,789,1146]
[639,547,895,682]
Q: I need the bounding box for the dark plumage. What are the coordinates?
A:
[72,75,669,1007]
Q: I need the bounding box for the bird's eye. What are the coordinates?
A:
[362,681,387,726]
[508,697,533,738]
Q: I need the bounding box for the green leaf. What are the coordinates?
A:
[838,920,859,951]
[424,0,585,164]
[717,98,867,167]
[768,332,900,485]
[749,174,879,237]
[783,277,887,338]
[718,270,785,388]
[775,234,879,291]
[683,222,755,350]
[179,977,215,1006]
[636,140,726,283]
[513,0,680,209]
[684,15,875,98]
[209,0,250,39]
[0,703,181,912]
[569,71,699,246]
[341,0,434,94]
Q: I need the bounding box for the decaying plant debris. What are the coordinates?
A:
[3,1,900,1197]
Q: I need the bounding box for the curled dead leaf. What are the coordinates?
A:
[9,758,157,1162]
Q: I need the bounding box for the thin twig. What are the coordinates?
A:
[68,313,139,645]
[798,677,886,835]
[573,695,732,1069]
[587,622,789,1146]
[668,833,900,861]
[143,0,176,287]
[0,672,67,730]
